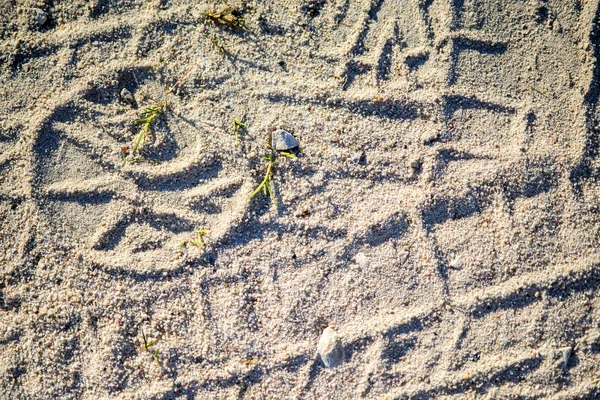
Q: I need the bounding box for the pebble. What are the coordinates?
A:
[317,327,345,368]
[420,130,439,145]
[558,346,572,370]
[120,88,136,107]
[409,157,422,171]
[350,151,366,165]
[271,129,299,151]
[354,252,370,268]
[32,8,48,26]
[398,250,409,264]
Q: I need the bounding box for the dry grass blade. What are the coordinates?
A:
[202,7,247,31]
[210,34,227,55]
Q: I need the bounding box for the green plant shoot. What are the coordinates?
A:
[248,156,275,201]
[232,118,247,146]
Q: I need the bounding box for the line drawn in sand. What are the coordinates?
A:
[32,73,253,273]
[12,1,600,397]
[266,0,565,297]
[261,0,597,396]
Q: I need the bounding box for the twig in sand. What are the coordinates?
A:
[520,85,552,100]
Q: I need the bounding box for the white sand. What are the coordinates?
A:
[2,0,600,398]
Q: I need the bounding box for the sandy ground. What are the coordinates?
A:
[2,0,600,399]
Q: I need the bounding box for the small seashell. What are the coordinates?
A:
[271,129,299,151]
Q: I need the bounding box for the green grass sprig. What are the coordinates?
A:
[248,155,275,201]
[138,328,163,368]
[189,229,208,248]
[232,118,247,146]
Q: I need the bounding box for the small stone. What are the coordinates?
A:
[409,157,422,171]
[558,346,572,370]
[350,151,366,165]
[420,130,439,145]
[317,327,344,368]
[398,250,409,264]
[449,258,463,269]
[32,8,48,26]
[294,207,310,217]
[271,129,299,151]
[120,88,136,107]
[354,252,370,268]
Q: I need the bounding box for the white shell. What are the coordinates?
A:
[271,129,299,151]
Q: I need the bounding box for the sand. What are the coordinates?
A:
[1,0,600,398]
